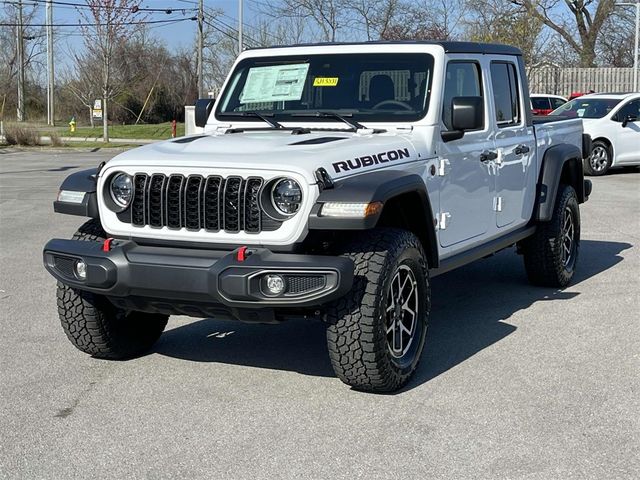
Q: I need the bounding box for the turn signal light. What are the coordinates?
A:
[320,201,383,218]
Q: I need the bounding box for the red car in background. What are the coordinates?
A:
[530,94,568,115]
[569,90,595,101]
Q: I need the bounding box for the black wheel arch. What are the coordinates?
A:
[54,167,100,218]
[308,170,439,268]
[535,144,588,222]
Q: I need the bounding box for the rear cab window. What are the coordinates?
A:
[490,62,521,127]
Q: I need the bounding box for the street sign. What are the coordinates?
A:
[93,99,103,119]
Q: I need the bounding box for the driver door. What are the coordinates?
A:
[612,99,640,164]
[438,60,495,250]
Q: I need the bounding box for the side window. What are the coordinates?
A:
[615,99,640,121]
[551,97,566,110]
[442,62,482,130]
[490,62,521,127]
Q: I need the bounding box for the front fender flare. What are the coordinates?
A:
[308,170,439,268]
[53,167,99,218]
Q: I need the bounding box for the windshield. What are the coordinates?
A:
[551,97,622,119]
[215,53,434,124]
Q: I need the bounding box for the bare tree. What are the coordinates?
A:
[0,3,46,121]
[349,0,404,40]
[263,0,348,42]
[512,0,616,67]
[597,7,636,67]
[62,51,101,128]
[77,0,146,141]
[466,0,543,65]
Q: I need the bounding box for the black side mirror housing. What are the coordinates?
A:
[622,115,637,128]
[195,98,215,128]
[442,96,484,142]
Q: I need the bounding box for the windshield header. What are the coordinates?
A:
[215,53,434,124]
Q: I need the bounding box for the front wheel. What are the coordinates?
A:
[57,219,168,359]
[521,184,580,288]
[584,140,612,176]
[326,228,430,393]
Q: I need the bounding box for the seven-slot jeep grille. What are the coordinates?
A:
[129,174,271,233]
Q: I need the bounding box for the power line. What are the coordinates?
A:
[11,0,198,13]
[0,17,197,27]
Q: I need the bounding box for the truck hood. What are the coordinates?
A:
[105,129,420,184]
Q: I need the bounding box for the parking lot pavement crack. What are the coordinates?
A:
[53,381,97,419]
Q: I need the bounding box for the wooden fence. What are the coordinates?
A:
[527,67,637,96]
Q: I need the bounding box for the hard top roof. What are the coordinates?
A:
[246,41,522,56]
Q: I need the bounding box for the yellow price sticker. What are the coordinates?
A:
[313,77,339,87]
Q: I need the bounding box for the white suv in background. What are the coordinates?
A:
[551,92,640,175]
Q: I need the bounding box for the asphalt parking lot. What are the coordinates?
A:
[0,149,638,479]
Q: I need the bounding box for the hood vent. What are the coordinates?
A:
[172,135,207,144]
[289,137,348,146]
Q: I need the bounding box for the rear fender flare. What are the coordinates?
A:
[536,144,585,222]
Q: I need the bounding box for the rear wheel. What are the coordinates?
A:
[57,219,168,359]
[326,228,430,393]
[584,140,612,176]
[521,184,580,288]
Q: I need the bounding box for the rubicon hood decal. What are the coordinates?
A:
[332,147,411,173]
[104,130,419,184]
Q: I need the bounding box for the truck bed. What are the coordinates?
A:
[533,117,583,161]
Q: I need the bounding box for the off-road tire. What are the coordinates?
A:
[326,228,430,393]
[584,140,612,176]
[57,219,168,359]
[522,184,580,288]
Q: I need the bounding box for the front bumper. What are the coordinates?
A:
[43,239,353,312]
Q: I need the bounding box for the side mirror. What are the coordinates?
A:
[442,96,484,142]
[622,115,637,128]
[195,98,215,128]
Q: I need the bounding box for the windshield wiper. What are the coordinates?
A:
[292,111,365,131]
[225,111,284,129]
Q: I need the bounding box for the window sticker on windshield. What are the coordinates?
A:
[576,108,585,117]
[240,63,310,103]
[313,77,339,87]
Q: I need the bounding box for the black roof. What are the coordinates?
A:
[248,41,522,56]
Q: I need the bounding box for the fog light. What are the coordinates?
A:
[265,274,285,295]
[75,260,87,280]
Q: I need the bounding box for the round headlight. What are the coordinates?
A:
[110,173,133,208]
[271,178,302,215]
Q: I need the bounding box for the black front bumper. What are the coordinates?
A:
[43,239,354,316]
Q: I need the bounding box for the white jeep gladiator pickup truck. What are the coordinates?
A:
[44,41,592,392]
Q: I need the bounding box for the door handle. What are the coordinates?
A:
[514,144,530,155]
[480,151,498,162]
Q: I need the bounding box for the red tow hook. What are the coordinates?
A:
[236,246,249,262]
[102,238,114,252]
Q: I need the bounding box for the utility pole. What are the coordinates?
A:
[635,0,639,91]
[16,0,25,122]
[238,0,243,53]
[197,0,203,98]
[46,0,54,125]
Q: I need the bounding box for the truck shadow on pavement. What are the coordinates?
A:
[153,239,631,391]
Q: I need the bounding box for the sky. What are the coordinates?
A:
[16,0,253,66]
